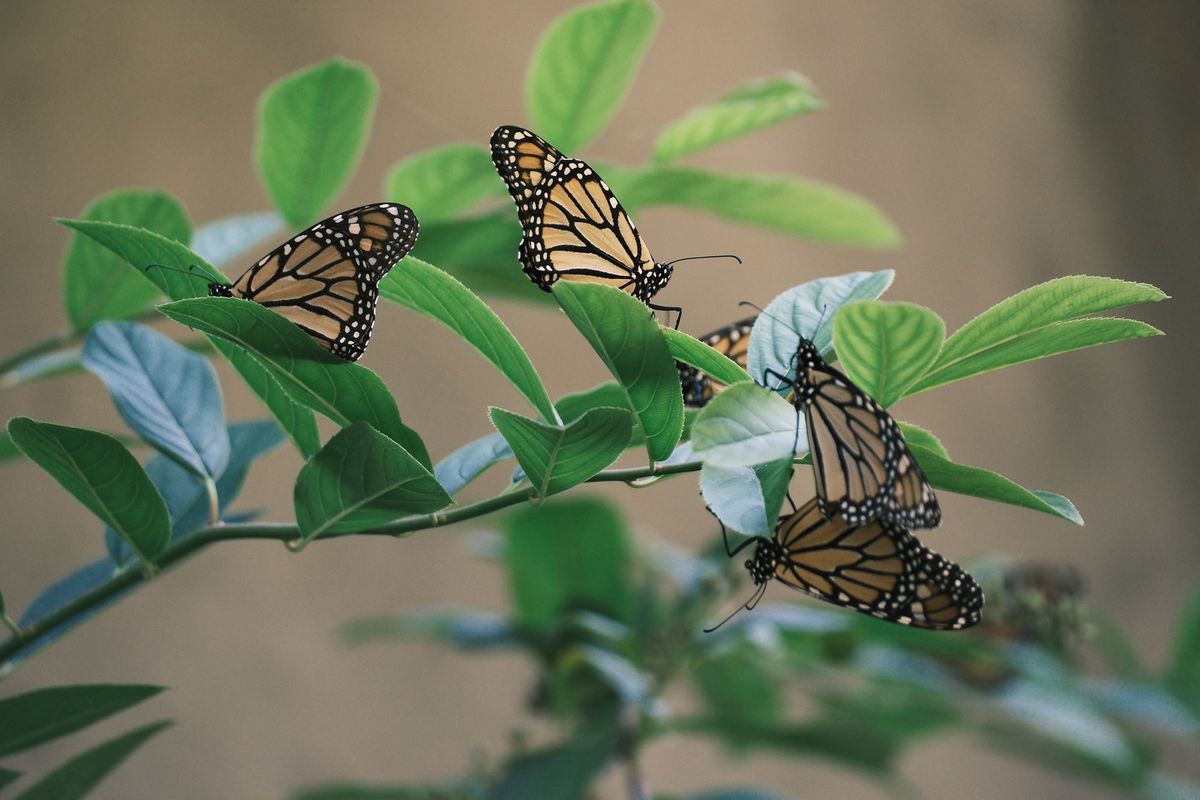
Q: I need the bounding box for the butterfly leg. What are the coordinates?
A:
[705,505,760,559]
[649,302,683,330]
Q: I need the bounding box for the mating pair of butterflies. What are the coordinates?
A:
[691,316,983,630]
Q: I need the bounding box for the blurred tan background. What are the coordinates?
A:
[1,1,1196,798]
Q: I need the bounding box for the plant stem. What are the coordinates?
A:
[0,331,74,380]
[0,460,701,666]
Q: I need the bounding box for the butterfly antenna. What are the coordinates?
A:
[737,300,799,334]
[703,582,768,633]
[663,254,742,268]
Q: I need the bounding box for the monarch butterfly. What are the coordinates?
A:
[491,125,732,326]
[679,315,757,407]
[718,497,982,631]
[208,203,418,361]
[765,335,941,529]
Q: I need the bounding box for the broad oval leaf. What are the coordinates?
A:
[911,275,1168,394]
[897,422,949,459]
[0,684,164,758]
[256,58,378,228]
[159,297,430,468]
[911,443,1082,524]
[82,322,229,479]
[747,270,894,392]
[294,422,450,542]
[525,0,660,152]
[62,190,190,332]
[691,382,803,467]
[380,257,556,423]
[833,301,945,407]
[700,456,792,537]
[654,71,823,162]
[552,283,683,461]
[12,720,172,800]
[606,166,901,248]
[410,211,539,303]
[59,220,322,457]
[490,406,632,497]
[385,143,501,223]
[190,211,283,268]
[8,418,169,563]
[662,327,753,388]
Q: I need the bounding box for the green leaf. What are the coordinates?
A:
[294,423,450,542]
[340,610,516,651]
[607,166,901,248]
[59,220,323,457]
[385,143,501,223]
[1165,583,1200,713]
[503,499,633,633]
[691,383,799,467]
[379,257,556,423]
[897,422,949,459]
[553,283,683,461]
[833,301,945,407]
[910,276,1168,395]
[0,769,18,791]
[82,322,230,479]
[159,297,430,467]
[747,270,895,389]
[910,443,1082,524]
[12,720,171,800]
[8,418,170,563]
[410,212,544,303]
[255,58,377,228]
[654,71,822,162]
[662,327,753,388]
[490,407,632,497]
[525,0,660,152]
[0,684,164,757]
[492,716,617,800]
[693,649,785,729]
[0,431,21,462]
[62,190,190,332]
[295,782,477,800]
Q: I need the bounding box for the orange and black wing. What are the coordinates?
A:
[680,315,757,407]
[769,498,981,630]
[793,339,940,528]
[218,203,417,361]
[489,125,670,302]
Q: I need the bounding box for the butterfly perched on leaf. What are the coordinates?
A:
[721,496,982,631]
[207,203,418,361]
[765,334,941,529]
[679,315,757,407]
[489,125,683,322]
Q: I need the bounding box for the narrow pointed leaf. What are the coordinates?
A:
[553,283,683,461]
[12,720,171,800]
[747,270,895,392]
[433,432,512,498]
[340,610,516,651]
[910,443,1082,524]
[409,212,541,302]
[8,419,169,562]
[0,769,17,791]
[0,684,164,757]
[833,301,945,407]
[691,382,802,467]
[663,327,753,388]
[525,0,660,152]
[9,559,119,670]
[190,211,283,268]
[654,71,823,162]
[159,297,430,467]
[1165,583,1200,712]
[82,322,229,479]
[897,422,949,459]
[256,59,377,228]
[63,190,190,331]
[380,257,556,423]
[490,407,632,497]
[911,276,1168,394]
[294,423,450,542]
[385,143,501,223]
[606,166,901,247]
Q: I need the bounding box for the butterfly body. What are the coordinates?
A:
[210,203,417,361]
[742,498,982,630]
[490,125,678,317]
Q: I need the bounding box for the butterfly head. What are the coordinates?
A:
[208,283,233,298]
[634,262,674,302]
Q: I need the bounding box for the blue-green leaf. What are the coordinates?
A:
[190,211,283,268]
[340,610,516,652]
[433,432,512,498]
[700,457,791,537]
[691,383,800,467]
[525,0,660,152]
[1165,583,1200,713]
[0,684,164,757]
[11,720,171,800]
[256,59,377,228]
[82,322,229,479]
[490,407,632,497]
[9,560,119,671]
[553,283,683,461]
[833,301,945,407]
[385,143,501,223]
[62,190,190,332]
[654,71,822,162]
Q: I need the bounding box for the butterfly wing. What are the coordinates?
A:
[222,203,418,361]
[796,340,940,528]
[490,125,668,302]
[770,498,982,630]
[680,315,757,407]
